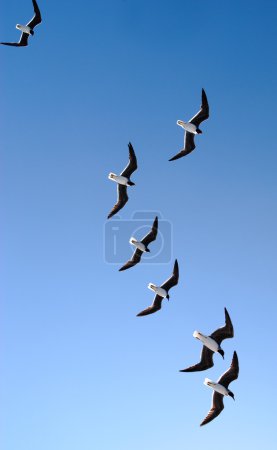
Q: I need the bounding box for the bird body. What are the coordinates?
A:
[176,120,198,135]
[200,352,239,426]
[107,143,137,219]
[129,238,148,253]
[1,0,42,47]
[119,217,158,271]
[180,308,234,372]
[16,24,33,35]
[169,89,209,161]
[148,284,168,299]
[136,260,179,317]
[193,331,221,354]
[108,173,132,186]
[204,379,229,397]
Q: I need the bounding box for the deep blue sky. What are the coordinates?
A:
[1,1,277,449]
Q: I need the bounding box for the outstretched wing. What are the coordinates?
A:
[210,308,234,345]
[161,259,179,292]
[119,248,143,271]
[107,184,128,219]
[169,132,196,161]
[180,346,214,373]
[1,32,29,47]
[200,392,224,426]
[189,89,209,127]
[27,0,42,29]
[121,142,138,178]
[141,216,158,246]
[136,295,163,317]
[217,351,239,389]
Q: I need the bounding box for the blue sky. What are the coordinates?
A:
[1,0,277,449]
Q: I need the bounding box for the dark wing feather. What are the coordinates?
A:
[27,0,42,29]
[119,248,143,271]
[180,346,214,372]
[107,184,128,219]
[1,32,29,46]
[210,308,234,345]
[189,89,209,127]
[121,142,137,178]
[169,133,196,161]
[200,392,224,426]
[136,295,163,317]
[161,259,179,292]
[217,351,239,389]
[141,216,158,246]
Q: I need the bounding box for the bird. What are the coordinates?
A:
[137,259,179,317]
[1,0,42,47]
[119,216,159,271]
[169,89,209,161]
[200,351,239,426]
[180,308,234,372]
[107,143,137,220]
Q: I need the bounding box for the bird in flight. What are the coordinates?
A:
[200,351,239,426]
[1,0,42,47]
[137,259,179,317]
[169,89,209,161]
[180,308,234,372]
[107,143,138,219]
[119,216,159,271]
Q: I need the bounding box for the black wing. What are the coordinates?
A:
[1,32,29,46]
[180,346,214,373]
[189,89,209,127]
[107,184,128,219]
[169,133,196,161]
[200,392,224,426]
[121,142,138,178]
[136,295,163,317]
[217,351,239,389]
[161,259,179,292]
[27,0,42,30]
[119,248,143,271]
[210,308,234,345]
[141,216,158,247]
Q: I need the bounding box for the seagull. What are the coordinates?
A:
[107,143,137,220]
[180,308,234,372]
[119,216,159,271]
[137,259,179,317]
[200,351,239,426]
[169,89,209,161]
[1,0,42,47]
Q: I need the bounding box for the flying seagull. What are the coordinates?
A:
[119,216,159,271]
[1,0,42,47]
[169,89,209,161]
[180,308,234,372]
[107,143,137,220]
[200,351,239,426]
[137,259,179,317]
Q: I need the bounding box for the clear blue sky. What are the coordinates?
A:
[1,0,277,449]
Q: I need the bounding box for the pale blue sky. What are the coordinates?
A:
[1,1,277,449]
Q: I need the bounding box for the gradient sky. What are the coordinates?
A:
[1,1,277,449]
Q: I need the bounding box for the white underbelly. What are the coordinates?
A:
[177,120,197,134]
[110,175,128,186]
[204,379,229,396]
[16,24,31,34]
[131,240,146,252]
[193,332,219,353]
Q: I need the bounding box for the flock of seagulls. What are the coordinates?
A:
[2,0,239,428]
